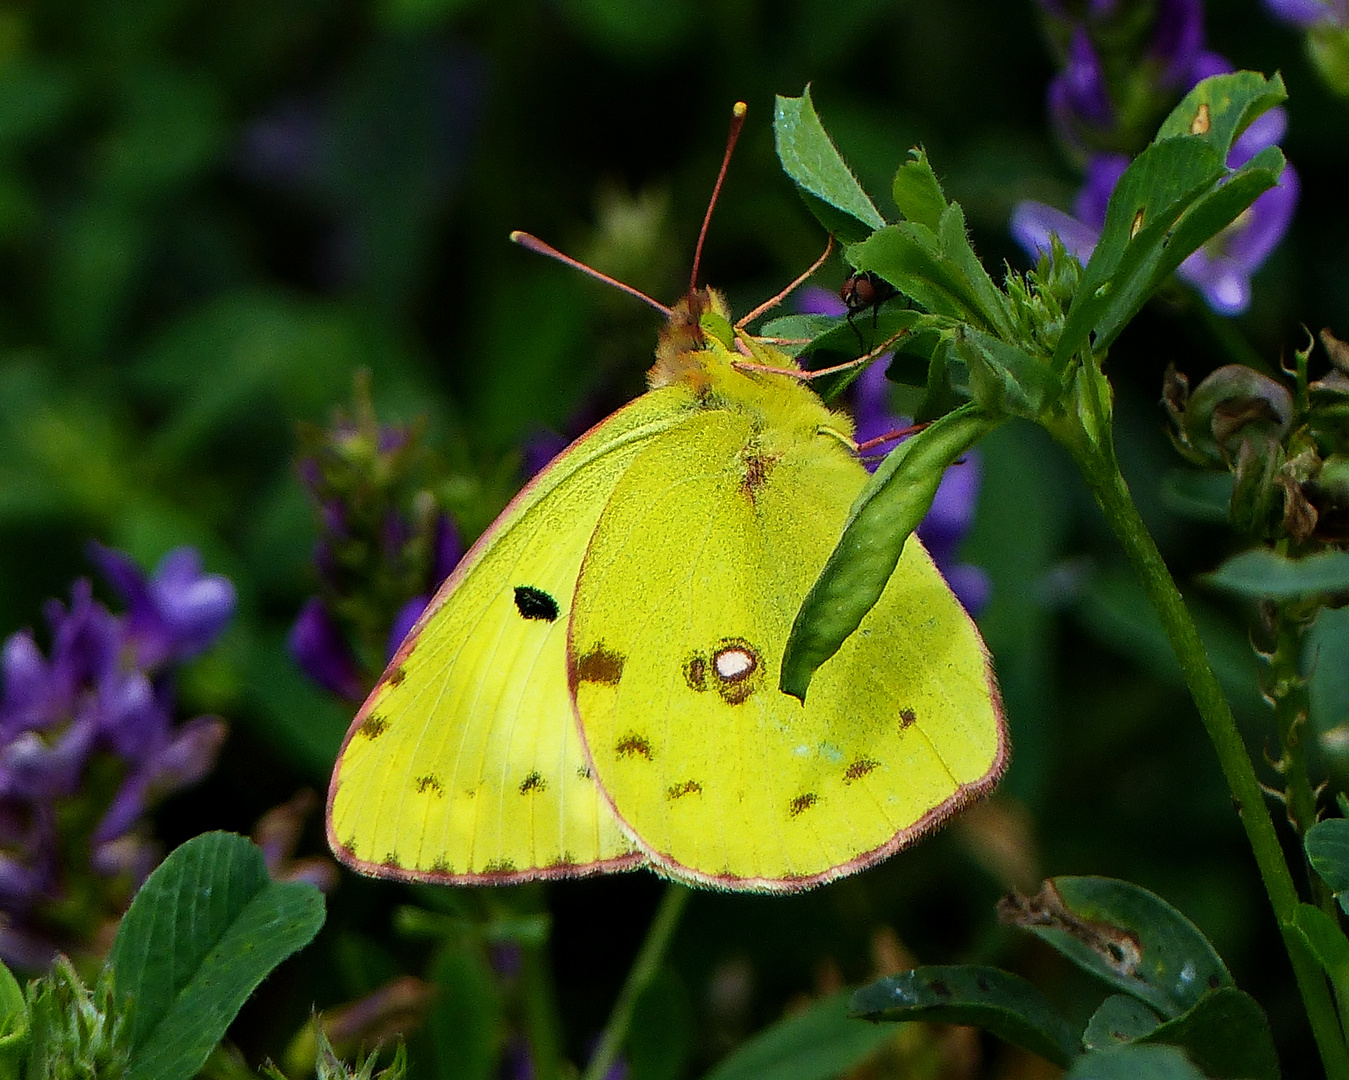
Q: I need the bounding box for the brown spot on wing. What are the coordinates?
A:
[789,793,819,818]
[414,774,444,796]
[520,771,547,794]
[666,780,703,800]
[740,450,780,502]
[383,852,404,869]
[574,643,625,686]
[899,707,917,730]
[387,666,406,687]
[616,733,654,760]
[684,654,707,692]
[359,714,389,739]
[482,858,517,874]
[430,856,452,873]
[844,759,880,783]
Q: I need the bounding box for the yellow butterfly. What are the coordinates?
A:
[326,107,1007,894]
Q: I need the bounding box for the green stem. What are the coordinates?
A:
[1068,439,1349,1079]
[1268,605,1335,913]
[582,884,691,1080]
[521,938,566,1080]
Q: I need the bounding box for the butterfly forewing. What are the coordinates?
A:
[327,388,694,883]
[568,406,1006,892]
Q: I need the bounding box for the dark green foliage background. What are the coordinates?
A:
[1,0,1346,1074]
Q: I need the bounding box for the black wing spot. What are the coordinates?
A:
[844,759,880,784]
[574,643,625,686]
[430,857,452,873]
[550,852,578,868]
[616,734,654,760]
[415,774,445,796]
[788,793,819,818]
[577,764,593,780]
[383,852,404,869]
[667,780,703,800]
[514,586,560,621]
[899,707,917,730]
[359,714,389,739]
[387,666,407,687]
[520,771,547,794]
[482,859,517,874]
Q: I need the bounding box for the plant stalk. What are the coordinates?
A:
[1070,440,1349,1078]
[582,884,691,1080]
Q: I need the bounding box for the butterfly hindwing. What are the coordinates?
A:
[327,388,693,883]
[568,402,1007,892]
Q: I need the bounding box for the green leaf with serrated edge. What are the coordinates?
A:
[956,326,1060,420]
[110,832,325,1080]
[1203,549,1349,601]
[851,966,1078,1068]
[781,403,999,699]
[1065,1044,1207,1080]
[0,961,27,1080]
[937,202,1015,339]
[759,307,942,363]
[1139,988,1279,1080]
[1002,877,1232,1019]
[891,150,946,231]
[1292,903,1349,1018]
[1052,138,1222,369]
[700,991,894,1080]
[847,226,980,322]
[1308,819,1349,894]
[774,89,885,241]
[1052,71,1286,368]
[1156,71,1288,148]
[1083,995,1161,1051]
[1090,155,1280,353]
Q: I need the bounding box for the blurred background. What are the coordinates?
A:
[1,0,1347,1075]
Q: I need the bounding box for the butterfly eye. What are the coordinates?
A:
[514,585,560,621]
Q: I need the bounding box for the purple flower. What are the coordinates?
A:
[1264,0,1349,28]
[0,545,232,969]
[1041,0,1205,152]
[1011,99,1298,315]
[89,544,236,668]
[288,599,365,702]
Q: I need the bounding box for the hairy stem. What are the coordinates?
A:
[583,884,691,1080]
[1068,437,1349,1079]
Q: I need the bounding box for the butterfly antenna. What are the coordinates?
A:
[735,234,835,328]
[510,231,673,318]
[689,101,748,293]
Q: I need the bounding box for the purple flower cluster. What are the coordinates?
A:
[0,545,232,969]
[1016,2,1299,315]
[798,286,990,614]
[1264,0,1348,29]
[289,401,461,700]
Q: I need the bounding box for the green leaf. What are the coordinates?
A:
[1308,819,1349,896]
[1203,549,1349,601]
[1139,988,1279,1080]
[1001,878,1232,1018]
[0,960,28,1080]
[1052,71,1287,367]
[1083,995,1161,1051]
[110,832,326,1080]
[1065,1044,1207,1080]
[955,326,1060,419]
[774,88,885,242]
[700,991,895,1080]
[1291,903,1349,1018]
[421,942,504,1080]
[780,403,1000,699]
[891,151,947,231]
[851,965,1079,1068]
[1156,71,1289,148]
[1159,471,1234,524]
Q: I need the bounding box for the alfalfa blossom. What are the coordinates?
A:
[290,380,461,699]
[0,545,232,969]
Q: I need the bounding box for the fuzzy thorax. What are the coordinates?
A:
[647,288,856,450]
